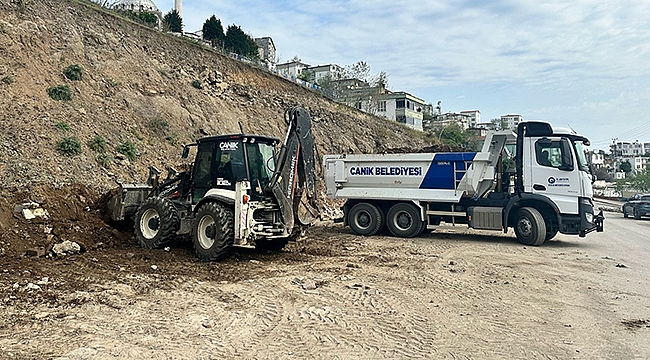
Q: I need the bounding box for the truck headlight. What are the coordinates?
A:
[585,212,594,224]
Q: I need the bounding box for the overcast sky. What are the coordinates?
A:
[161,0,650,150]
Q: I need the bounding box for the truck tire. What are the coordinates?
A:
[192,202,234,261]
[545,229,558,243]
[134,197,179,249]
[514,207,546,246]
[348,202,384,236]
[386,203,423,238]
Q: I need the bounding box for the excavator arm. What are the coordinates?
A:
[267,106,320,229]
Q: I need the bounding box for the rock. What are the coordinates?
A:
[25,283,41,291]
[616,263,627,268]
[36,277,49,286]
[302,279,317,291]
[125,252,135,259]
[202,319,215,328]
[151,265,158,270]
[52,240,81,256]
[24,247,46,257]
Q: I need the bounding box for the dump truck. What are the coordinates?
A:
[108,107,319,260]
[323,121,604,245]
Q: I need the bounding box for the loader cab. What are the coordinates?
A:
[189,134,280,203]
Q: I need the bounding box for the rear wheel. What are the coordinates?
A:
[134,197,179,249]
[623,206,629,218]
[386,203,423,238]
[192,202,234,261]
[514,207,546,246]
[348,202,384,236]
[634,207,641,220]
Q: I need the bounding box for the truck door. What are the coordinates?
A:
[524,137,581,214]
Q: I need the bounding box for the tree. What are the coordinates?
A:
[630,168,650,192]
[620,160,632,173]
[163,9,183,33]
[122,11,158,28]
[433,124,482,150]
[224,24,258,58]
[203,15,224,47]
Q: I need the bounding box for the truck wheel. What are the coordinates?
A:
[348,202,384,236]
[255,238,290,252]
[387,203,422,238]
[545,229,558,243]
[514,207,546,246]
[192,202,234,261]
[134,197,179,249]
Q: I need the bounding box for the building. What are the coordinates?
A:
[254,37,276,68]
[590,150,606,168]
[276,60,311,79]
[609,140,650,157]
[500,114,523,130]
[460,110,481,128]
[303,64,345,84]
[425,112,470,131]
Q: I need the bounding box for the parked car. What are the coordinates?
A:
[622,193,650,219]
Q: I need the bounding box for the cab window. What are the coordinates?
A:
[535,139,566,168]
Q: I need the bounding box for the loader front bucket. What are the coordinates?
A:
[107,184,152,221]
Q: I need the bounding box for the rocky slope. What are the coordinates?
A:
[0,0,436,192]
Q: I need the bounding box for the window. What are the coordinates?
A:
[535,139,567,168]
[396,115,406,124]
[396,100,405,108]
[377,101,386,112]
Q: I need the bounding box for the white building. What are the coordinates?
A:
[460,110,481,128]
[590,150,605,168]
[610,140,650,157]
[500,114,523,130]
[276,60,310,79]
[304,64,345,83]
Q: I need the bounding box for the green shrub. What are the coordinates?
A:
[88,135,107,153]
[96,153,112,168]
[1,76,14,85]
[130,127,144,141]
[47,85,72,101]
[148,118,169,133]
[165,134,178,146]
[108,78,120,87]
[55,121,71,132]
[56,137,82,156]
[63,65,83,81]
[191,79,202,89]
[116,141,137,161]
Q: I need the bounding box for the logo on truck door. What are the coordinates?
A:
[547,176,570,187]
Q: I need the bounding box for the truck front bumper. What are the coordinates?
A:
[558,198,604,237]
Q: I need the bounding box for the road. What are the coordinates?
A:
[1,209,650,359]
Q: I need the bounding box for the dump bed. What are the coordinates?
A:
[323,152,476,203]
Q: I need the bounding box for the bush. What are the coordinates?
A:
[88,135,107,153]
[191,79,202,89]
[63,65,83,81]
[148,118,169,134]
[56,137,82,156]
[165,134,178,146]
[116,141,137,161]
[55,121,71,131]
[96,154,112,168]
[47,85,72,101]
[1,76,14,85]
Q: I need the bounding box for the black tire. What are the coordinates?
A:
[386,203,423,238]
[623,206,629,218]
[545,229,558,243]
[514,207,546,246]
[348,202,384,236]
[192,202,234,261]
[134,197,179,249]
[255,238,290,252]
[634,207,641,220]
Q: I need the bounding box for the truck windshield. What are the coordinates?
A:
[573,141,589,172]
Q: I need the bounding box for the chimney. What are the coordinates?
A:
[174,0,182,18]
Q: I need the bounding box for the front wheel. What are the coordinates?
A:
[634,207,641,220]
[623,206,629,218]
[386,203,423,238]
[514,207,546,246]
[192,202,234,261]
[134,197,179,249]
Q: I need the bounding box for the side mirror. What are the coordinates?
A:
[559,138,574,171]
[182,146,190,159]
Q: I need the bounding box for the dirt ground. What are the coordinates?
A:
[2,198,648,359]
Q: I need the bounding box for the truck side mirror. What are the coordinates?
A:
[559,138,574,171]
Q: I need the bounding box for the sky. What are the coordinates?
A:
[159,0,650,150]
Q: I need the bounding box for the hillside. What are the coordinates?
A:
[0,0,437,192]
